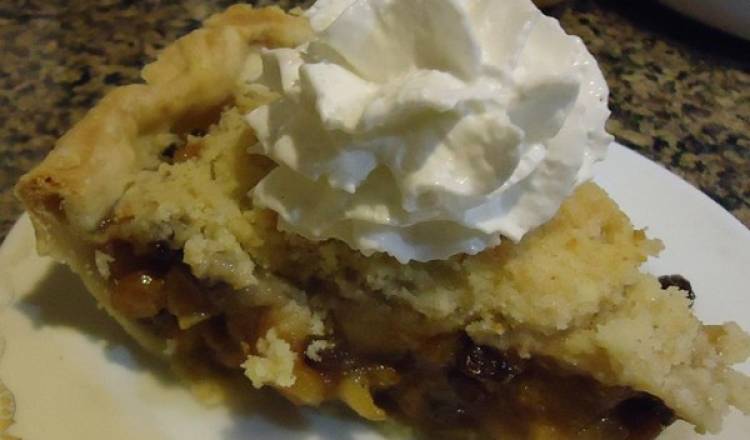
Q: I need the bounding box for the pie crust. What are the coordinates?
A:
[15,5,750,439]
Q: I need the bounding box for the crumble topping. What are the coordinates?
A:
[242,328,296,389]
[107,109,261,289]
[306,339,335,363]
[94,249,114,279]
[94,89,749,431]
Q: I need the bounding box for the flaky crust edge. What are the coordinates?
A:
[16,5,311,252]
[13,5,312,355]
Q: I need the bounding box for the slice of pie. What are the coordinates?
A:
[15,4,750,439]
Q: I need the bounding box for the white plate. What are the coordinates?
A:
[659,0,750,41]
[1,143,749,439]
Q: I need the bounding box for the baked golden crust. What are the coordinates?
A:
[14,3,312,365]
[16,5,311,246]
[13,4,750,438]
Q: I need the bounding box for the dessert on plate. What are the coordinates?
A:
[14,0,750,438]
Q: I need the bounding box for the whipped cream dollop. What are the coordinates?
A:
[246,0,612,262]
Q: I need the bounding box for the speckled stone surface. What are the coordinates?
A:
[1,0,748,240]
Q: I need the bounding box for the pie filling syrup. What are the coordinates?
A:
[103,240,675,439]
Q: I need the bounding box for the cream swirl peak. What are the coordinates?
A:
[245,0,612,263]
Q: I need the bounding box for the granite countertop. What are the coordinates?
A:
[1,0,748,240]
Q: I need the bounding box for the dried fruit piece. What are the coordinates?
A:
[658,274,696,305]
[458,342,524,383]
[111,271,166,319]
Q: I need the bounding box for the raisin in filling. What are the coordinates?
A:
[102,241,676,439]
[308,334,675,439]
[659,274,696,305]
